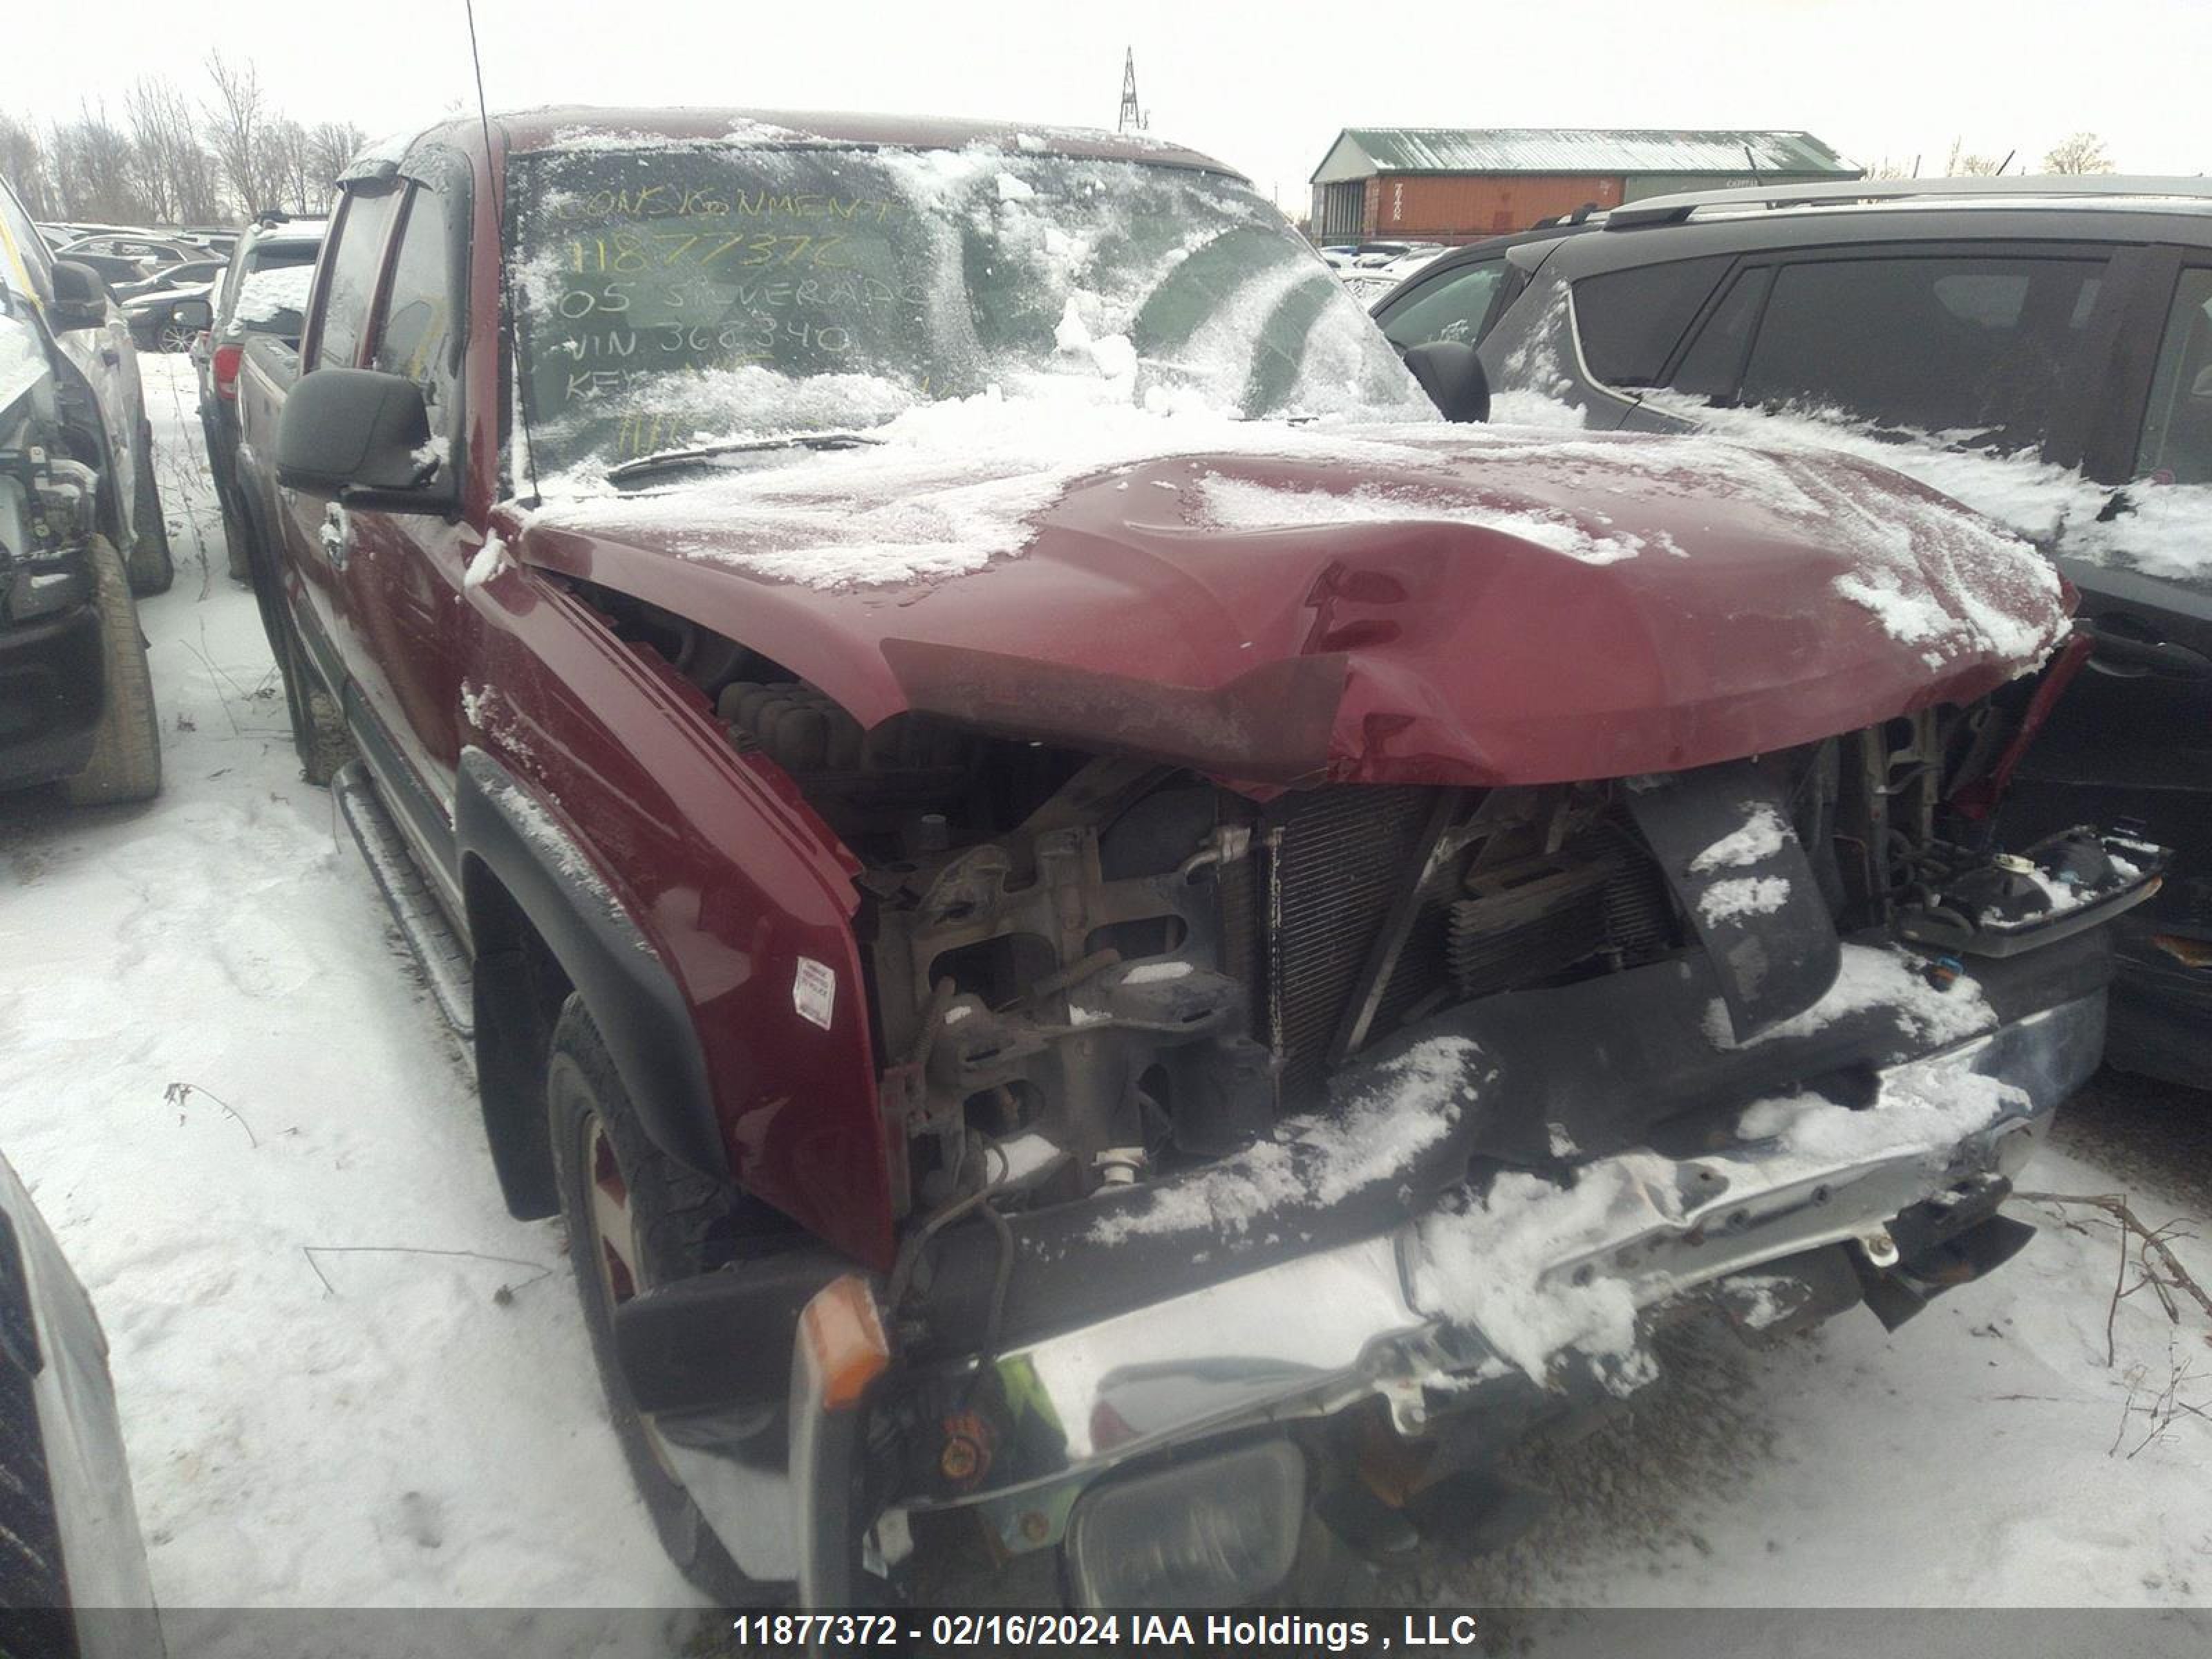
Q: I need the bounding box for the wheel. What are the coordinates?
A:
[157,323,196,354]
[124,422,174,596]
[546,995,776,1606]
[62,535,162,807]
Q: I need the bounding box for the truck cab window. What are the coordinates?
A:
[370,184,461,441]
[313,187,402,372]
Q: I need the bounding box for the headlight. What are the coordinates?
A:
[1064,1439,1304,1609]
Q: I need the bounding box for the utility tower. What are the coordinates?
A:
[1118,48,1146,133]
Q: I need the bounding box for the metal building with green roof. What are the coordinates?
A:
[1309,127,1861,242]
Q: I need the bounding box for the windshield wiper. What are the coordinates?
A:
[607,431,883,486]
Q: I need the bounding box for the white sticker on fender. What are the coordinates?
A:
[792,957,836,1030]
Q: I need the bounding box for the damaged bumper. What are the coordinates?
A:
[741,933,2115,1602]
[629,912,2128,1602]
[872,989,2096,1506]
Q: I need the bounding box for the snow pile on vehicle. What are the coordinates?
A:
[1689,803,1794,872]
[1197,475,1669,565]
[1639,393,2212,585]
[1083,1035,1486,1244]
[1412,1154,1674,1387]
[230,263,315,326]
[526,380,1452,590]
[1468,422,2066,669]
[506,140,1432,487]
[1736,1067,2030,1165]
[1705,942,1996,1052]
[1485,285,1592,428]
[1696,875,1792,927]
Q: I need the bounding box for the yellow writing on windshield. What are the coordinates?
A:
[550,186,902,225]
[565,232,854,273]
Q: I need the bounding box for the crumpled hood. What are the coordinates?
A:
[509,421,2069,787]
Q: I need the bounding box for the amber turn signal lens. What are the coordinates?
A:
[2150,933,2211,968]
[799,1274,890,1412]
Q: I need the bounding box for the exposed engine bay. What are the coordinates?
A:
[591,583,2164,1229]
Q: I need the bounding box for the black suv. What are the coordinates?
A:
[1373,177,2212,1087]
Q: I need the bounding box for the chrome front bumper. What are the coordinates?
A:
[901,991,2099,1510]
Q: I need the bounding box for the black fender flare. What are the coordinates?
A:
[455,747,729,1208]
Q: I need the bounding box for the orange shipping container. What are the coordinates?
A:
[1370,174,1626,241]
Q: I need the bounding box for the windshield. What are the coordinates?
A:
[507,143,1430,479]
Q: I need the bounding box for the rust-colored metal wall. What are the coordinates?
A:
[1367,174,1626,241]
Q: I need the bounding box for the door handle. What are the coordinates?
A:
[320,503,348,570]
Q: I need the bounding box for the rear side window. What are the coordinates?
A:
[1572,256,1732,386]
[1379,259,1506,350]
[2135,268,2212,485]
[370,185,461,440]
[312,189,401,371]
[1670,268,1770,402]
[1736,254,2107,453]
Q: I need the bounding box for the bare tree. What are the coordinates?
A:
[304,121,368,210]
[0,113,55,218]
[124,76,225,226]
[2045,131,2117,176]
[203,51,271,216]
[50,104,151,224]
[259,118,312,214]
[1944,138,2010,177]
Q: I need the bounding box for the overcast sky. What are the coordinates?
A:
[18,0,2209,209]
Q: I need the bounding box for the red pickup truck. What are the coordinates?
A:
[230,107,2164,1608]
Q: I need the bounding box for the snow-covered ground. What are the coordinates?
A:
[0,358,700,1621]
[0,356,2206,1632]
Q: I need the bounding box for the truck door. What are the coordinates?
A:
[337,170,474,913]
[279,183,402,703]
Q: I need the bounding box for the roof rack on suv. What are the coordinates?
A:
[1605,174,2212,229]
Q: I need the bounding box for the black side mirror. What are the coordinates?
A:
[276,367,450,509]
[47,261,111,332]
[1403,339,1490,424]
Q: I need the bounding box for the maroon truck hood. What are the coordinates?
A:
[509,429,2068,788]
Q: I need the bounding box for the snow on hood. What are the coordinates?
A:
[509,382,2072,787]
[1637,392,2212,588]
[523,377,2064,674]
[526,377,1453,590]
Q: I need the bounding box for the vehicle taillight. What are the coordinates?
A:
[214,343,243,400]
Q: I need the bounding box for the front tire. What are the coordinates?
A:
[62,536,162,807]
[546,995,771,1606]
